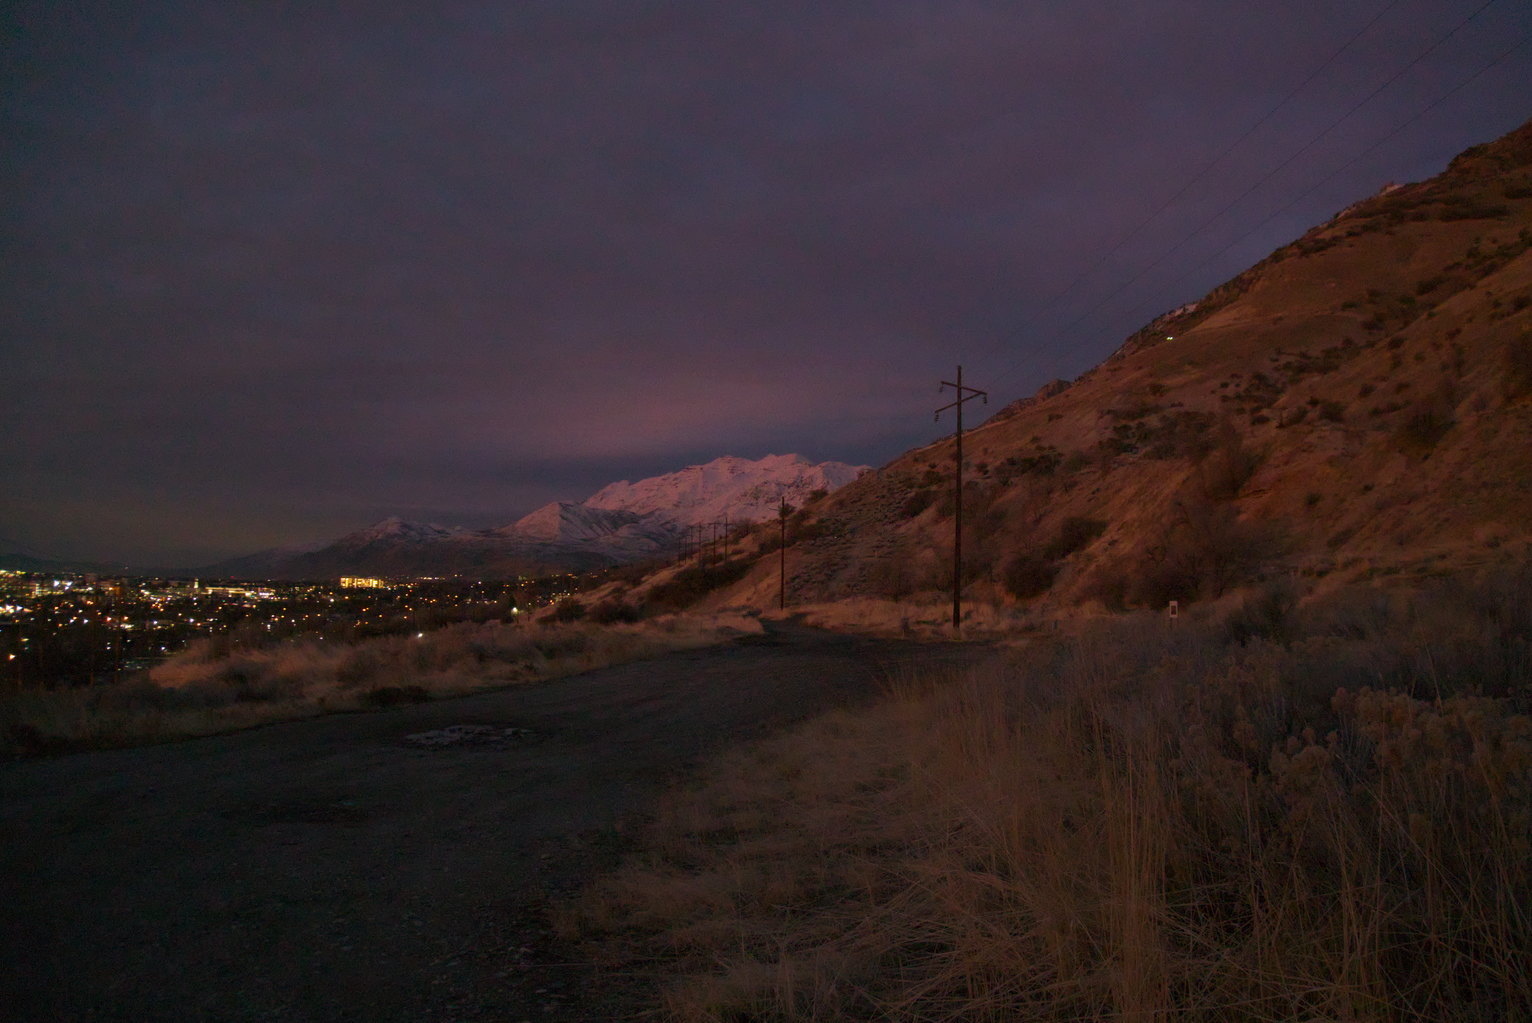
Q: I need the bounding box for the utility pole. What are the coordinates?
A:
[935,365,987,631]
[778,498,789,611]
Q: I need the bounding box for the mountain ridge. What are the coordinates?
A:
[200,453,867,580]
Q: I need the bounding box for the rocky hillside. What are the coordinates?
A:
[695,117,1532,615]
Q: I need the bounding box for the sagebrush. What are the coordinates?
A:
[568,567,1532,1021]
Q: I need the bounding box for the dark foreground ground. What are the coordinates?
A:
[1,623,977,1022]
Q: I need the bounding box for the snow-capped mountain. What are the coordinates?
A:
[202,454,864,580]
[497,502,684,560]
[503,503,652,544]
[585,453,867,525]
[337,516,468,546]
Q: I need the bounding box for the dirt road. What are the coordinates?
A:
[1,623,975,1021]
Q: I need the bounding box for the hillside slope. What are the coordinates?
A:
[703,118,1532,615]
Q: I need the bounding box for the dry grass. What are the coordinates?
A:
[566,568,1532,1021]
[779,597,1041,641]
[1,612,761,756]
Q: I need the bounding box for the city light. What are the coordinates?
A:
[0,571,574,688]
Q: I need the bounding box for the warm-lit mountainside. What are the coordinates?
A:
[585,453,867,526]
[202,454,867,579]
[675,118,1532,615]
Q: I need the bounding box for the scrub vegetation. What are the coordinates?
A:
[1,613,759,757]
[565,566,1532,1021]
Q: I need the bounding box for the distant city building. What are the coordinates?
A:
[340,576,387,589]
[203,585,275,600]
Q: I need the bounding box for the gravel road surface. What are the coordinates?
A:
[1,623,975,1021]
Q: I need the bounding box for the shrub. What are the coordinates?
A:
[589,598,640,625]
[1222,579,1298,644]
[570,564,1532,1022]
[1000,553,1056,600]
[1130,499,1277,606]
[1044,516,1107,560]
[900,489,936,519]
[1503,331,1532,402]
[360,684,430,707]
[646,559,753,611]
[1394,402,1454,455]
[549,598,587,623]
[1438,200,1510,221]
[786,517,827,544]
[866,554,919,601]
[2,617,757,757]
[1001,450,1062,476]
[1196,426,1261,500]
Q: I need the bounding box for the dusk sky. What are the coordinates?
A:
[4,2,1529,568]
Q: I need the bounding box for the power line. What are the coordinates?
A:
[971,0,1405,372]
[981,0,1504,400]
[1109,33,1530,332]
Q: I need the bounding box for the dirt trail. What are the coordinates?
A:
[1,623,977,1022]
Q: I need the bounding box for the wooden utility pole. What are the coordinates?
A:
[778,498,789,611]
[935,365,987,630]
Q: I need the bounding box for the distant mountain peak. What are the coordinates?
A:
[507,502,658,544]
[585,452,868,526]
[202,452,868,580]
[348,518,463,543]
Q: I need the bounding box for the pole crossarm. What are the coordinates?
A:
[937,388,986,416]
[935,382,988,420]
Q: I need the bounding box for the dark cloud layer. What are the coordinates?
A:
[3,1,1529,566]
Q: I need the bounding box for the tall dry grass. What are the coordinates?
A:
[566,568,1532,1021]
[781,597,1042,641]
[2,613,760,756]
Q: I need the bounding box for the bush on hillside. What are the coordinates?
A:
[1393,386,1457,456]
[1196,426,1261,501]
[900,489,936,518]
[645,559,753,611]
[1130,499,1278,606]
[866,555,918,601]
[1503,330,1532,401]
[1221,578,1299,644]
[1044,516,1107,560]
[549,598,586,623]
[589,598,641,624]
[1000,553,1057,600]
